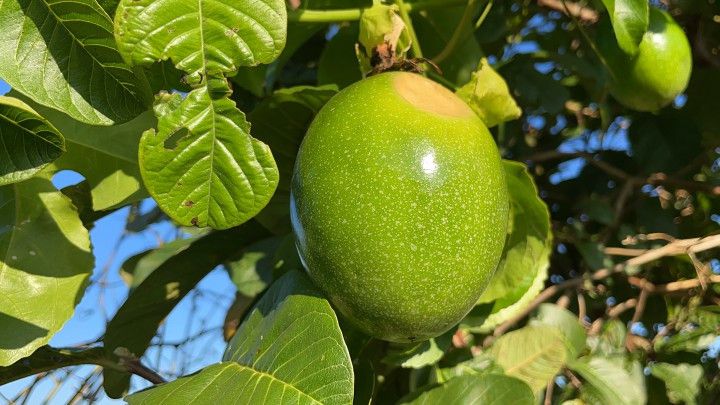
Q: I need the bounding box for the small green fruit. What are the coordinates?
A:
[290,72,509,342]
[599,7,692,112]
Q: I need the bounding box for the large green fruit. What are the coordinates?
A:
[290,72,509,342]
[598,7,692,112]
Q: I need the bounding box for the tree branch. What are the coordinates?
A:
[0,346,166,387]
[287,0,468,23]
[526,151,720,196]
[483,234,720,346]
[537,0,598,23]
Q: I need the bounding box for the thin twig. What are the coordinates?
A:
[629,289,649,325]
[577,293,587,325]
[287,0,468,22]
[527,151,720,196]
[565,369,583,388]
[433,0,481,64]
[394,0,424,58]
[68,367,102,405]
[537,0,598,23]
[604,247,648,257]
[474,0,494,29]
[544,380,555,405]
[607,298,637,318]
[115,348,167,385]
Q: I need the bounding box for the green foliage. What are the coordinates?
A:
[466,161,551,332]
[224,235,280,292]
[127,270,354,404]
[600,0,649,54]
[114,0,287,75]
[0,0,148,124]
[530,304,586,359]
[0,0,718,403]
[0,96,64,185]
[318,24,363,88]
[568,356,646,405]
[0,176,93,366]
[248,85,337,233]
[22,99,156,210]
[489,326,568,393]
[399,374,535,405]
[120,237,198,289]
[456,58,522,128]
[650,362,703,405]
[139,83,279,229]
[383,334,452,369]
[102,222,270,397]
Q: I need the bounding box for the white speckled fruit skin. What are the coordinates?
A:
[290,72,509,342]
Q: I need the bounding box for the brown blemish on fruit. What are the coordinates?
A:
[191,217,199,226]
[184,200,194,207]
[393,73,474,118]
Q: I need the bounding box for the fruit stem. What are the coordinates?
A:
[287,0,467,23]
[393,0,424,59]
[433,0,485,65]
[475,0,494,29]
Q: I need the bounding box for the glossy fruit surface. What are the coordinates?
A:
[599,7,692,112]
[290,72,509,342]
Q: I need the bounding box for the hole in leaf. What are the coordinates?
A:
[164,127,191,150]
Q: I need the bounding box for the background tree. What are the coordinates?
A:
[0,0,719,403]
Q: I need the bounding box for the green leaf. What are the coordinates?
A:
[120,237,197,289]
[501,57,570,113]
[127,270,354,405]
[489,326,567,393]
[530,304,586,360]
[600,0,649,54]
[102,221,270,398]
[456,58,522,128]
[248,85,337,233]
[46,109,154,210]
[353,357,375,405]
[412,6,482,85]
[576,241,612,271]
[139,81,279,229]
[588,319,626,355]
[465,161,551,332]
[383,334,452,369]
[10,91,156,210]
[629,111,703,174]
[59,180,110,228]
[232,23,325,97]
[0,0,148,125]
[436,354,504,383]
[114,0,287,75]
[0,96,65,185]
[225,235,285,297]
[0,176,93,366]
[399,374,535,405]
[650,362,703,405]
[569,356,646,405]
[685,68,720,140]
[318,23,363,89]
[655,328,717,353]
